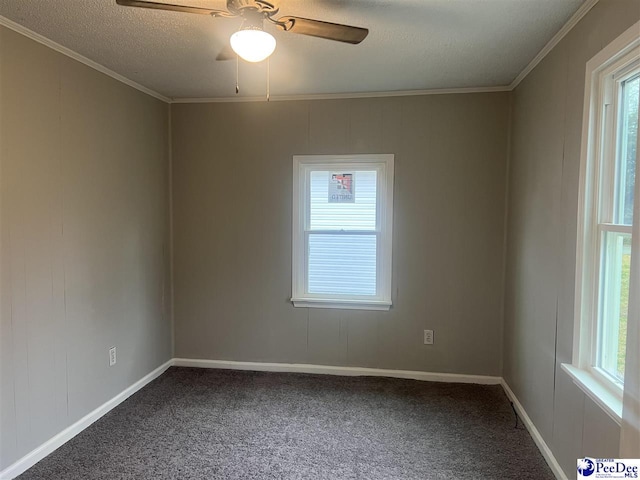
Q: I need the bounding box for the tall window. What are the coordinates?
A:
[292,154,394,310]
[568,29,639,421]
[597,68,638,387]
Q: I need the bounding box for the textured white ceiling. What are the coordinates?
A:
[0,0,585,99]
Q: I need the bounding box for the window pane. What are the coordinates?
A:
[309,170,377,230]
[308,234,376,296]
[615,74,638,225]
[597,231,631,382]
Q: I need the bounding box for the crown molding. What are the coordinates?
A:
[1,0,598,104]
[168,0,600,103]
[509,0,599,90]
[170,85,511,103]
[0,15,171,103]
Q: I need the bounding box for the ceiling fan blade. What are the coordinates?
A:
[277,16,368,44]
[115,0,226,16]
[216,44,235,61]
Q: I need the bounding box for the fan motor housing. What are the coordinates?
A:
[227,0,278,16]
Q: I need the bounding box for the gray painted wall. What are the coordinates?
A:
[172,93,510,376]
[0,27,172,469]
[503,0,640,477]
[3,1,634,474]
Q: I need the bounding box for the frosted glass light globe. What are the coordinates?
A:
[230,28,276,63]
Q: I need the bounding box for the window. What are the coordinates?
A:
[565,26,640,422]
[598,70,638,385]
[292,154,394,310]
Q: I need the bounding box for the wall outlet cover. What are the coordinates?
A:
[109,346,117,366]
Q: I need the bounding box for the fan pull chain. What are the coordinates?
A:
[266,57,270,102]
[235,54,239,94]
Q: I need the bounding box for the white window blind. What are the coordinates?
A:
[308,234,377,295]
[308,170,377,296]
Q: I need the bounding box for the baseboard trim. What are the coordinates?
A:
[0,360,565,480]
[0,360,173,480]
[173,358,502,384]
[501,379,568,480]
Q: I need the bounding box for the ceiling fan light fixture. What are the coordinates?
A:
[230,26,276,63]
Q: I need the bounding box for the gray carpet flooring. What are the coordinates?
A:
[18,367,554,479]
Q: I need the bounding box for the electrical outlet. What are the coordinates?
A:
[109,346,116,366]
[423,330,434,345]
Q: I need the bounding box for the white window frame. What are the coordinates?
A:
[563,21,640,425]
[291,154,394,311]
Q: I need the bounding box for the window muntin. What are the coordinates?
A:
[292,155,394,310]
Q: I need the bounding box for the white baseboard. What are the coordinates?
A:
[173,358,503,385]
[1,358,563,480]
[0,360,173,480]
[501,379,568,480]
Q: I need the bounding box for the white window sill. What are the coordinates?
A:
[561,363,623,425]
[291,298,392,311]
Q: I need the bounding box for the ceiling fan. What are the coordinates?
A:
[115,0,369,63]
